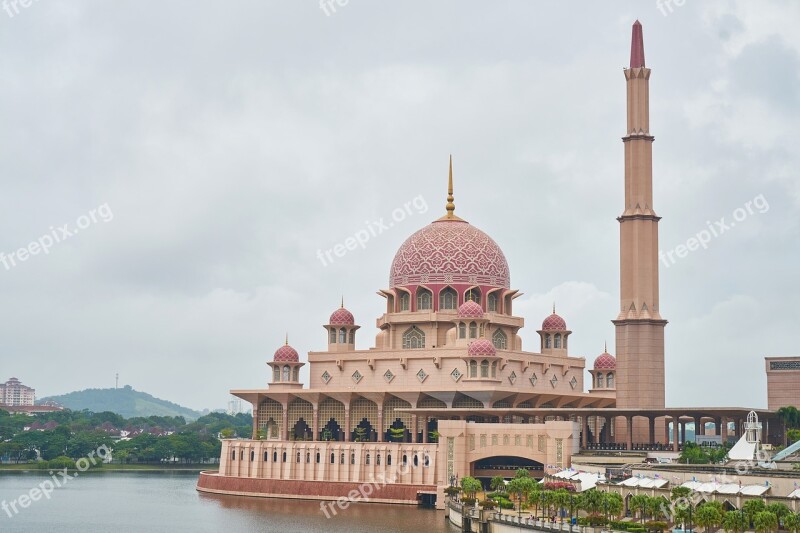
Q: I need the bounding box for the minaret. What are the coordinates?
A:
[613,20,668,443]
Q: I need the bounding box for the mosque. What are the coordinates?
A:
[196,21,780,508]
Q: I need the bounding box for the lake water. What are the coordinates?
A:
[0,471,456,532]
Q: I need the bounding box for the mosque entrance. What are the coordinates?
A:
[472,456,545,480]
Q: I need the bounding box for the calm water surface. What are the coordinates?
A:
[0,471,457,533]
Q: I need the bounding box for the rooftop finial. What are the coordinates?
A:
[630,20,646,68]
[553,302,556,314]
[446,154,455,215]
[285,332,289,346]
[341,295,344,308]
[604,340,608,353]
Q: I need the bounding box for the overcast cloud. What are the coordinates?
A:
[0,1,797,411]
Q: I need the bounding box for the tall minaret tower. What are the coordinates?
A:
[613,21,668,443]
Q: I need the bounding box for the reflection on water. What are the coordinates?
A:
[0,471,456,533]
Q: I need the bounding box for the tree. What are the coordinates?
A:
[765,504,790,528]
[631,494,650,523]
[753,511,778,533]
[581,489,605,515]
[602,491,623,520]
[552,489,571,523]
[460,476,482,500]
[784,512,800,533]
[672,487,693,501]
[696,503,724,533]
[490,476,506,493]
[777,406,800,429]
[722,511,747,533]
[744,499,767,527]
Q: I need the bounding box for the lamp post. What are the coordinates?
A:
[541,492,547,522]
[569,494,575,532]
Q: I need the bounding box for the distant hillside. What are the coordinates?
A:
[40,385,202,420]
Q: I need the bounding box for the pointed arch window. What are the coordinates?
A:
[402,326,425,349]
[554,333,561,349]
[273,366,280,382]
[458,322,466,339]
[440,287,457,310]
[282,365,291,382]
[469,322,477,339]
[416,289,432,310]
[597,373,604,388]
[349,330,355,344]
[487,293,498,312]
[329,328,337,344]
[545,334,552,349]
[469,360,477,378]
[607,373,614,388]
[480,360,489,378]
[399,292,410,312]
[492,329,507,349]
[339,328,347,343]
[465,287,481,305]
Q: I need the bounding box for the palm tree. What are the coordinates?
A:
[582,489,604,515]
[603,492,624,520]
[696,503,723,533]
[722,511,746,533]
[784,512,800,533]
[490,475,506,493]
[648,495,670,522]
[753,511,778,533]
[744,500,767,527]
[631,494,650,523]
[552,489,571,524]
[766,504,790,529]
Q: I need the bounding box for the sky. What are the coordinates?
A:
[0,1,797,412]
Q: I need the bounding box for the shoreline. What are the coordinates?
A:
[0,464,214,473]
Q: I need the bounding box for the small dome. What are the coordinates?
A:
[274,344,299,363]
[468,339,497,357]
[458,300,484,319]
[541,313,567,331]
[329,307,355,326]
[593,352,616,370]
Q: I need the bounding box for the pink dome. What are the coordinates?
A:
[389,219,510,289]
[468,339,497,357]
[541,313,567,331]
[593,352,616,370]
[458,300,484,318]
[329,307,355,325]
[274,344,299,363]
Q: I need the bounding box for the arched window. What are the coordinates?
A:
[340,453,345,464]
[273,451,278,462]
[292,367,299,382]
[469,322,477,339]
[399,292,410,311]
[491,361,497,378]
[465,287,481,305]
[263,451,268,461]
[366,453,371,465]
[282,452,287,462]
[416,288,432,310]
[402,326,425,349]
[376,454,381,466]
[231,450,236,460]
[492,329,507,349]
[339,328,347,343]
[469,360,477,378]
[487,292,498,312]
[282,365,290,382]
[597,373,605,388]
[306,452,310,463]
[459,322,466,339]
[349,330,355,344]
[480,360,489,378]
[554,333,561,348]
[440,287,457,310]
[607,373,614,388]
[273,366,280,382]
[387,454,392,466]
[330,453,335,464]
[351,453,355,465]
[545,334,552,349]
[296,452,301,463]
[316,452,320,463]
[329,328,337,344]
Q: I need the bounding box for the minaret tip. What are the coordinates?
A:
[341,295,344,308]
[553,302,556,314]
[438,155,464,221]
[630,20,646,68]
[285,332,289,345]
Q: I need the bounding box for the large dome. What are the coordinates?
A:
[389,219,510,288]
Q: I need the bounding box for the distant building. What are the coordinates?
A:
[0,377,35,406]
[765,357,800,410]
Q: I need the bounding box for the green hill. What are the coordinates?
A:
[40,385,202,420]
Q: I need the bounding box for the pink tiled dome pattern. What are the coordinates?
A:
[541,313,567,331]
[593,352,616,370]
[458,300,484,318]
[274,344,299,362]
[389,220,510,289]
[329,307,355,325]
[468,339,497,357]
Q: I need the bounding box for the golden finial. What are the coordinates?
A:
[604,341,607,353]
[438,155,464,221]
[553,302,556,314]
[285,333,289,346]
[341,295,344,308]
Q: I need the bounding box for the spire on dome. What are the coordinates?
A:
[604,341,608,353]
[630,20,645,68]
[438,155,464,221]
[285,333,289,345]
[341,295,344,308]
